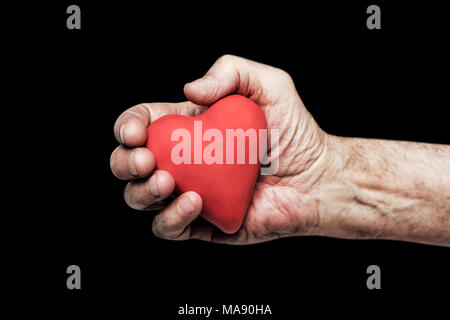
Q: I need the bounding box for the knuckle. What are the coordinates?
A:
[135,103,152,117]
[124,104,150,123]
[217,54,234,63]
[216,54,239,68]
[275,67,293,84]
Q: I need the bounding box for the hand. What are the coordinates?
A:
[110,55,450,246]
[110,55,332,244]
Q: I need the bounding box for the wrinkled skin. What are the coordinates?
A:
[110,55,335,244]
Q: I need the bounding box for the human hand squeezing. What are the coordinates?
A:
[111,55,450,246]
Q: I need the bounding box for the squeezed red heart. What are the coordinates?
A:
[146,95,267,234]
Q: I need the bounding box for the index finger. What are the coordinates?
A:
[113,103,151,147]
[113,102,207,147]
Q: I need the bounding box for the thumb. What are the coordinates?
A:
[184,55,265,106]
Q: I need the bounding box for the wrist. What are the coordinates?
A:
[308,135,389,240]
[310,135,450,246]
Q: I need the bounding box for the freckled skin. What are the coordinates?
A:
[111,55,450,246]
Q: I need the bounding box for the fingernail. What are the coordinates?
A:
[178,195,195,214]
[119,124,126,143]
[190,76,216,88]
[128,150,139,177]
[149,174,160,198]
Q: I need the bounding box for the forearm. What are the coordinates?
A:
[315,135,450,246]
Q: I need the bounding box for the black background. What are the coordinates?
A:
[9,0,449,318]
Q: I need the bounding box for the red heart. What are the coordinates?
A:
[146,95,267,234]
